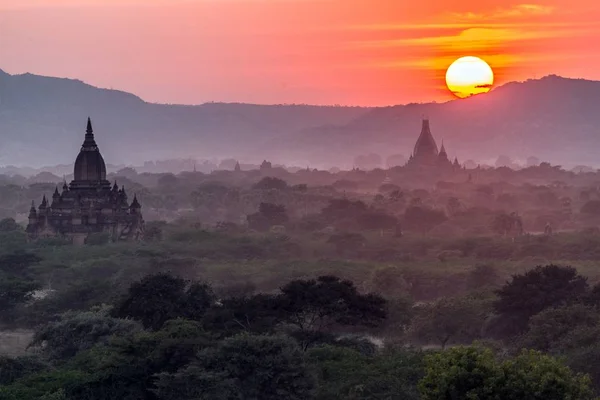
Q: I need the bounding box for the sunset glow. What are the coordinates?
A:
[446,57,494,98]
[1,0,600,105]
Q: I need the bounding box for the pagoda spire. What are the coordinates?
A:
[413,118,439,160]
[130,194,141,212]
[82,117,98,149]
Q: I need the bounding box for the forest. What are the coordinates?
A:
[2,162,600,398]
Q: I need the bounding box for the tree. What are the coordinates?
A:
[30,310,142,361]
[494,265,588,335]
[419,347,596,400]
[112,273,215,330]
[203,294,281,337]
[85,232,110,245]
[419,347,501,399]
[466,264,501,290]
[445,197,462,216]
[410,295,490,349]
[154,334,316,400]
[0,356,47,385]
[308,345,423,400]
[491,212,523,236]
[277,276,386,348]
[144,221,166,241]
[321,199,367,222]
[253,176,288,190]
[0,252,41,323]
[500,350,596,400]
[0,320,212,399]
[247,202,289,232]
[520,304,600,352]
[0,218,20,232]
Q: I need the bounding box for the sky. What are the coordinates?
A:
[1,0,600,106]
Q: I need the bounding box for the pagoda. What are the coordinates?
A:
[26,118,144,244]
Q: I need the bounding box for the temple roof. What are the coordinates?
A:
[73,118,108,184]
[413,119,439,158]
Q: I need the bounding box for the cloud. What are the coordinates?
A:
[351,26,586,50]
[451,3,555,20]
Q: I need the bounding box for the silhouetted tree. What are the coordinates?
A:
[247,202,289,231]
[277,275,386,348]
[253,176,288,190]
[112,273,215,330]
[494,265,588,335]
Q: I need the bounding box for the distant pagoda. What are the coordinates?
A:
[26,118,144,244]
[406,118,460,170]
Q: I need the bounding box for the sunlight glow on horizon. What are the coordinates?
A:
[1,0,599,105]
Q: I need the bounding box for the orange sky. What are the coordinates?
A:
[1,0,599,105]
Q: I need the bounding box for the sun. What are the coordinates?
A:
[445,56,494,99]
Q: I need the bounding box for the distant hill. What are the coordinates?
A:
[1,69,599,169]
[0,69,369,167]
[277,75,600,168]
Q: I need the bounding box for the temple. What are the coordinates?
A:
[26,118,144,244]
[406,118,461,170]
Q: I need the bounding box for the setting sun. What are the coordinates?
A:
[445,57,494,99]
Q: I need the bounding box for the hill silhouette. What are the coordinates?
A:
[0,69,368,167]
[0,69,598,168]
[278,75,600,168]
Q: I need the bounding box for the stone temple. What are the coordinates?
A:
[26,118,144,244]
[406,118,461,170]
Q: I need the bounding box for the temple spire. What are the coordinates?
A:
[412,118,439,160]
[82,117,98,149]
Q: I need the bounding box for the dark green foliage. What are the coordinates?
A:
[0,356,48,385]
[155,334,315,400]
[410,295,490,349]
[520,304,600,352]
[494,265,588,335]
[308,345,423,400]
[144,221,166,241]
[0,219,20,232]
[30,310,142,361]
[466,264,501,290]
[0,252,42,276]
[84,233,110,246]
[112,273,215,330]
[0,252,42,323]
[278,276,386,348]
[202,294,281,337]
[419,347,596,400]
[63,319,212,400]
[20,280,114,327]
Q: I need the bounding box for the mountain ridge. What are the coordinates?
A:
[1,68,599,168]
